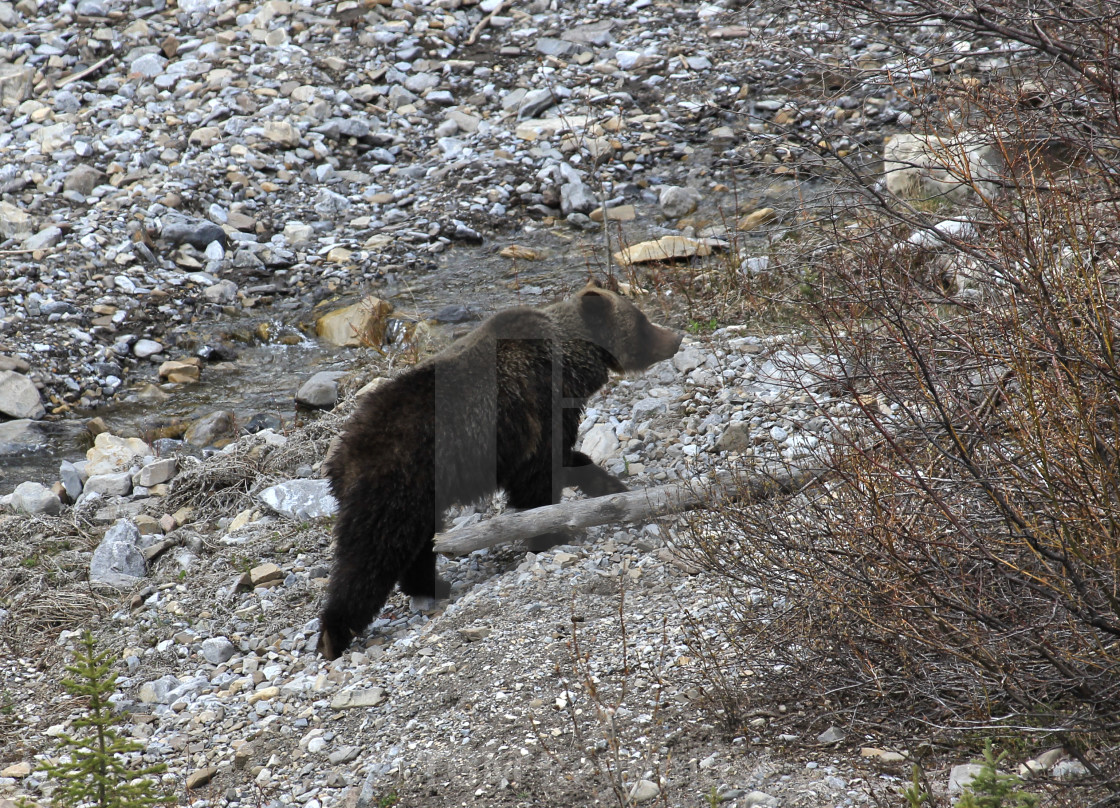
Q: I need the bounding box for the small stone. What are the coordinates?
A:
[330,687,386,709]
[1,761,32,778]
[161,217,226,250]
[580,423,620,464]
[658,185,703,218]
[249,563,284,587]
[949,763,986,795]
[496,244,541,261]
[614,235,721,266]
[738,207,778,230]
[63,164,108,196]
[459,626,491,642]
[861,747,907,764]
[817,725,846,745]
[186,767,217,790]
[135,458,178,487]
[742,791,779,808]
[200,637,236,664]
[22,226,64,251]
[0,201,33,240]
[133,339,164,359]
[589,204,635,222]
[628,779,660,803]
[263,120,301,148]
[716,423,752,453]
[316,298,392,347]
[158,360,201,383]
[296,371,347,409]
[83,472,133,498]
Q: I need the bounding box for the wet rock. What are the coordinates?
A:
[432,305,476,324]
[0,370,45,420]
[659,185,703,218]
[90,519,147,587]
[295,371,347,409]
[245,412,283,433]
[0,419,45,456]
[184,411,237,447]
[133,339,164,359]
[316,298,392,348]
[158,360,201,383]
[9,481,61,516]
[258,479,337,520]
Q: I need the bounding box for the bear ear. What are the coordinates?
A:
[583,278,604,290]
[578,285,613,318]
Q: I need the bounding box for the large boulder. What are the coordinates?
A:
[0,370,45,420]
[315,298,392,348]
[90,520,147,587]
[883,132,1002,203]
[85,432,150,476]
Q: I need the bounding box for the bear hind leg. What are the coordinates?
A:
[397,542,451,600]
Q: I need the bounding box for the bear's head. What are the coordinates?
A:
[571,281,681,372]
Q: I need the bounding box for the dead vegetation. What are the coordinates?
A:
[676,2,1120,804]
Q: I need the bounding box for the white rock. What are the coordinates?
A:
[90,519,146,587]
[0,370,45,420]
[259,479,338,520]
[10,481,61,515]
[580,423,620,464]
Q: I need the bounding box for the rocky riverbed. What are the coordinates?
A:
[4,0,1085,804]
[0,0,941,485]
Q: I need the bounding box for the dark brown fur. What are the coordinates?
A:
[316,282,681,659]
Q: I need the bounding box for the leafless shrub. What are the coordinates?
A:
[680,1,1120,802]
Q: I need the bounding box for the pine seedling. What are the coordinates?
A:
[35,630,174,808]
[955,741,1040,808]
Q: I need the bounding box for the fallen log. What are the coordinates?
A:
[434,464,825,556]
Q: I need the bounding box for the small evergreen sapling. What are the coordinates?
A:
[35,631,174,808]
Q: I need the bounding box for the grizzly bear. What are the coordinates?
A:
[316,281,681,659]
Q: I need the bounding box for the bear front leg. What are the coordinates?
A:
[318,554,396,660]
[397,541,452,600]
[564,450,628,497]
